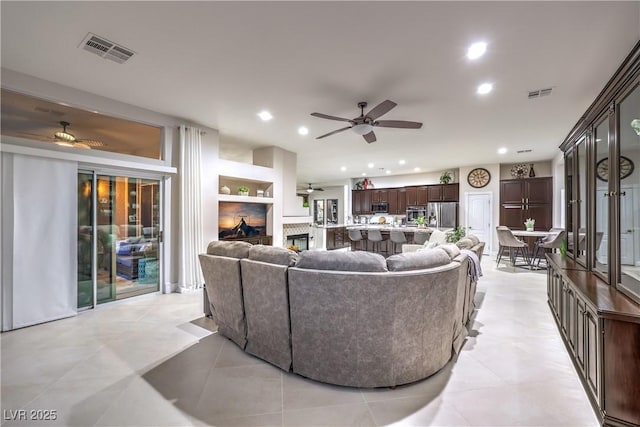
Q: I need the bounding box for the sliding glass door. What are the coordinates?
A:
[78,172,162,307]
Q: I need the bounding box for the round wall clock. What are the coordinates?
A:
[467,167,491,188]
[596,156,634,181]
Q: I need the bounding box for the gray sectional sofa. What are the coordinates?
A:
[199,239,483,388]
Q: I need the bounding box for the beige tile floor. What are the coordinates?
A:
[1,259,599,426]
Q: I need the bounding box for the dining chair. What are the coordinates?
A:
[533,230,565,268]
[496,226,530,268]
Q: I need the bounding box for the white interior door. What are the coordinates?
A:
[465,192,492,254]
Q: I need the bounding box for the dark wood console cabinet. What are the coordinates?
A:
[547,254,640,427]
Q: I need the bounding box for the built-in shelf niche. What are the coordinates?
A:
[219,175,274,202]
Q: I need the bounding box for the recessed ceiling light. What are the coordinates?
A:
[414,167,421,172]
[477,83,493,95]
[595,138,602,142]
[298,126,309,135]
[399,160,406,165]
[386,170,391,174]
[361,172,367,176]
[258,111,273,121]
[340,166,347,171]
[498,147,507,154]
[368,163,374,168]
[467,42,487,60]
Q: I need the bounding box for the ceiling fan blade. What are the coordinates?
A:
[311,112,352,122]
[365,100,397,120]
[363,131,377,144]
[375,120,423,129]
[316,126,351,139]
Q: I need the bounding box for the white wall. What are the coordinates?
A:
[309,185,347,225]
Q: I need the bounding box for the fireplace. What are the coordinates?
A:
[286,233,309,252]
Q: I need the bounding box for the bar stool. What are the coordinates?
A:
[348,229,365,251]
[390,230,407,254]
[367,229,384,255]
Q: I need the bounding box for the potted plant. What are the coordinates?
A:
[414,216,426,228]
[439,171,452,184]
[238,185,250,196]
[446,226,466,243]
[524,218,535,231]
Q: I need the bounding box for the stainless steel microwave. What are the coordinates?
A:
[371,202,388,213]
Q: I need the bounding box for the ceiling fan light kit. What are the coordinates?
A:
[311,100,422,143]
[54,121,76,143]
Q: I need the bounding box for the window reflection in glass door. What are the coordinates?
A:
[95,175,160,303]
[78,172,94,309]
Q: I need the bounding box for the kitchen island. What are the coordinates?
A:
[312,224,434,254]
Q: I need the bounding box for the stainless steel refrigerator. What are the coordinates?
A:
[426,202,458,229]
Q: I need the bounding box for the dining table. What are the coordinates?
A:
[510,229,560,268]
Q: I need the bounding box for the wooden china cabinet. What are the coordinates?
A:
[549,41,640,427]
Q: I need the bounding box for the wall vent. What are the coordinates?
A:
[516,149,533,154]
[528,87,553,99]
[79,33,135,64]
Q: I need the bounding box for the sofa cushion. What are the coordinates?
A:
[295,250,387,272]
[428,229,448,245]
[249,245,298,266]
[207,240,252,259]
[386,248,451,271]
[439,243,461,259]
[467,234,480,245]
[456,238,474,250]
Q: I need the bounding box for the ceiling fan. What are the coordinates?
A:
[311,100,422,143]
[297,183,324,195]
[51,121,104,149]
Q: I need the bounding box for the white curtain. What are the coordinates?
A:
[179,126,205,290]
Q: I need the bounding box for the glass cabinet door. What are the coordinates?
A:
[617,83,640,300]
[566,149,575,256]
[593,118,610,279]
[576,137,588,263]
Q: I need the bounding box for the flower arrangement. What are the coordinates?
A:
[524,218,535,230]
[238,185,250,196]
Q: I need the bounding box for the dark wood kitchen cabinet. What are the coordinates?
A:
[352,190,369,215]
[396,189,406,215]
[427,184,459,202]
[387,189,398,214]
[405,187,418,206]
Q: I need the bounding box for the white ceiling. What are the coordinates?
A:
[2,1,639,185]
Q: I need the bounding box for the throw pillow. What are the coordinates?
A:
[467,235,480,245]
[439,243,461,259]
[456,238,474,250]
[428,229,448,245]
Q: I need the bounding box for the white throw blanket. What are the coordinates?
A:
[460,249,482,282]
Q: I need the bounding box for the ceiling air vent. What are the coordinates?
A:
[79,33,135,64]
[516,149,533,154]
[528,87,553,99]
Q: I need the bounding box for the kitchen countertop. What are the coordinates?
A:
[314,224,451,232]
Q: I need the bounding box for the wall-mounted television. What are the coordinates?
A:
[219,202,267,240]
